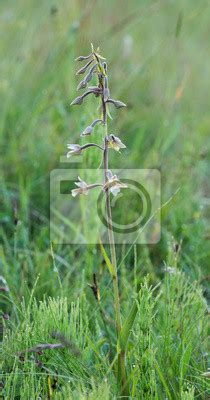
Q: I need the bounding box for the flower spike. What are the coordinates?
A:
[70,44,128,394]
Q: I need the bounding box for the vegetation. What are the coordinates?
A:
[0,1,209,398]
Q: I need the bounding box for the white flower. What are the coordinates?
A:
[72,177,102,197]
[103,170,127,196]
[71,177,89,197]
[107,135,126,151]
[67,144,82,157]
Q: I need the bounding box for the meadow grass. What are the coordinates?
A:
[0,0,209,398]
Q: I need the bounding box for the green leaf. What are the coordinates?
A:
[119,298,138,352]
[99,240,115,278]
[154,359,172,400]
[180,343,193,385]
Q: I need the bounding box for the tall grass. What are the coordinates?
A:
[1,270,208,398]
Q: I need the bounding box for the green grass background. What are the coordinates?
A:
[0,0,209,398]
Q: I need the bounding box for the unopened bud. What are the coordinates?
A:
[77,79,87,90]
[80,125,93,136]
[76,59,93,75]
[107,99,127,108]
[75,54,92,62]
[70,96,83,106]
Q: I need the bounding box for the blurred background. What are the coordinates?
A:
[0,0,210,298]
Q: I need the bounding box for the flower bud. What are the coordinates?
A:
[84,63,97,83]
[77,64,97,91]
[80,119,103,136]
[77,79,87,91]
[75,54,92,61]
[70,96,83,106]
[107,99,127,108]
[103,62,107,73]
[71,89,98,106]
[80,125,93,136]
[76,59,93,75]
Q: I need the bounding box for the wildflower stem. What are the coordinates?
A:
[81,143,104,151]
[102,98,128,395]
[72,46,128,396]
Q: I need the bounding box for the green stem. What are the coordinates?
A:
[103,137,121,335]
[102,98,128,396]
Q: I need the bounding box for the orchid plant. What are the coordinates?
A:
[68,44,131,396]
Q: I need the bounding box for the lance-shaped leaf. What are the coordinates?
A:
[99,239,116,278]
[76,59,94,75]
[119,281,160,354]
[118,298,138,352]
[153,360,173,400]
[94,53,106,61]
[80,118,103,136]
[91,43,106,61]
[107,98,127,108]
